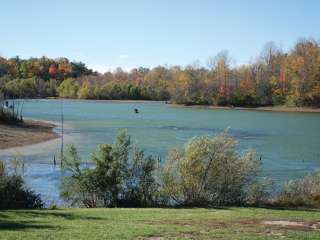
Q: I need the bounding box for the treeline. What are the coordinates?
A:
[1,38,320,107]
[0,56,94,98]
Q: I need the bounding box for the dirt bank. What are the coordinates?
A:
[0,120,59,150]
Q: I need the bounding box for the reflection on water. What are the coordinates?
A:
[1,99,320,205]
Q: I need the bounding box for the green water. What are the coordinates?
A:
[1,99,320,204]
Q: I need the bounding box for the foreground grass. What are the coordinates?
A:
[0,208,319,239]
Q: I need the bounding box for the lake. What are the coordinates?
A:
[1,99,320,205]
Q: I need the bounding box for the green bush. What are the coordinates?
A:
[0,160,43,209]
[161,131,269,207]
[121,149,159,207]
[275,172,320,208]
[60,131,159,207]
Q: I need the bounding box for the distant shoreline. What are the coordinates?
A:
[0,119,59,150]
[13,98,320,113]
[171,104,320,113]
[20,98,164,104]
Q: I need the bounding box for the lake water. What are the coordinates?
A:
[1,99,320,205]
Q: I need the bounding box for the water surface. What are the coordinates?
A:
[1,99,319,204]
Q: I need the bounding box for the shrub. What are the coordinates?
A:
[161,131,267,207]
[0,159,43,209]
[275,172,320,208]
[60,130,320,209]
[60,144,101,207]
[122,149,160,207]
[245,177,273,206]
[60,131,159,207]
[90,131,132,207]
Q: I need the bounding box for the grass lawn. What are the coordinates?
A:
[0,207,319,239]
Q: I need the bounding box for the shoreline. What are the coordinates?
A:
[171,104,320,113]
[26,98,164,104]
[22,98,320,113]
[0,119,59,150]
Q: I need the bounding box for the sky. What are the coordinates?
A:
[1,0,319,73]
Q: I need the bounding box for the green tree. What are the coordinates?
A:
[78,80,94,99]
[124,149,159,206]
[61,131,159,207]
[60,145,99,207]
[57,78,79,98]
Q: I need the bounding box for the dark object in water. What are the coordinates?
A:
[134,108,139,114]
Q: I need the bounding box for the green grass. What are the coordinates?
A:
[0,208,319,239]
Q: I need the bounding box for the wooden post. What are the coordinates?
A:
[60,98,64,167]
[53,154,56,167]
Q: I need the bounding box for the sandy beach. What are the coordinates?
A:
[0,120,59,150]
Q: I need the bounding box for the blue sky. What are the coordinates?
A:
[1,0,319,72]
